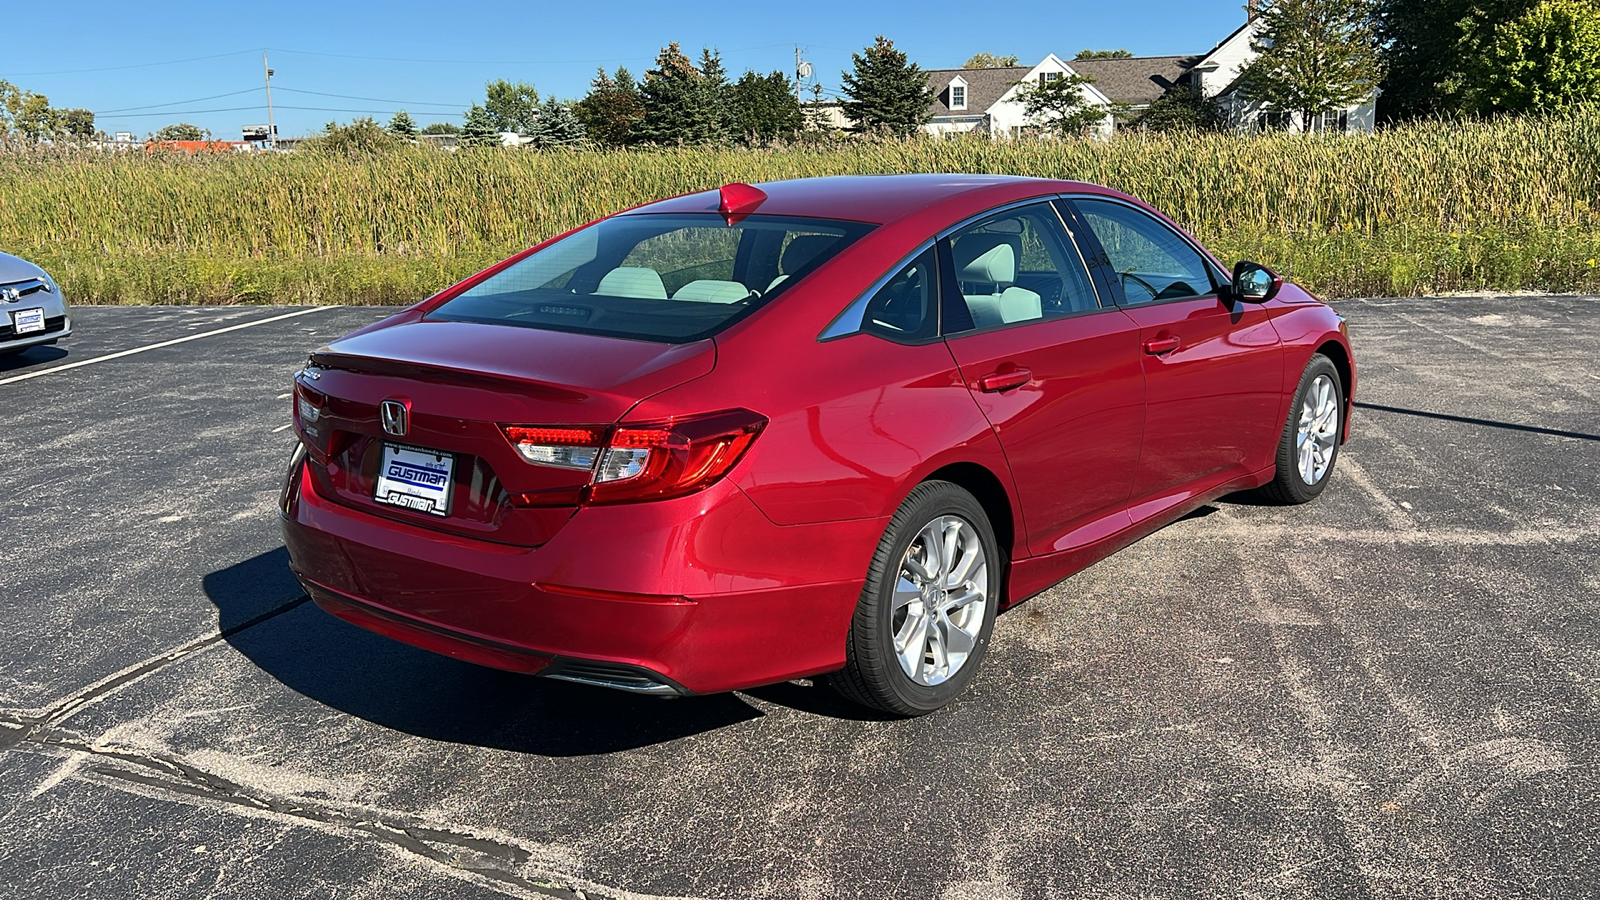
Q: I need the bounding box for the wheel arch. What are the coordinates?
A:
[1313,338,1354,443]
[921,461,1017,564]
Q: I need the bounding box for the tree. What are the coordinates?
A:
[484,79,540,133]
[1,82,57,141]
[153,123,206,141]
[421,121,461,135]
[574,66,644,147]
[1239,0,1383,131]
[699,48,736,137]
[1075,49,1135,59]
[387,110,418,138]
[460,104,501,147]
[312,117,397,155]
[1132,85,1226,132]
[1374,0,1538,119]
[525,98,586,148]
[1015,73,1112,137]
[635,43,724,145]
[840,35,935,136]
[729,70,802,142]
[1470,0,1600,112]
[963,52,1020,68]
[59,109,95,137]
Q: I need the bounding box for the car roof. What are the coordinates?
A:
[625,174,1121,226]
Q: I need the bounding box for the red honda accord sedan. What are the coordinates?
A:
[281,174,1354,715]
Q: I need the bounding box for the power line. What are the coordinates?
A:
[271,86,462,109]
[0,49,259,78]
[97,88,262,115]
[104,105,463,120]
[261,43,798,67]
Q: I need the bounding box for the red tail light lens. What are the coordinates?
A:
[502,409,766,506]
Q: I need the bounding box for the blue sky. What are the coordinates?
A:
[5,1,1249,140]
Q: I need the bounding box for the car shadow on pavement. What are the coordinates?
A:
[204,548,766,756]
[0,345,67,371]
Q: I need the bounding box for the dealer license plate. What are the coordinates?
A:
[373,444,455,517]
[12,308,44,334]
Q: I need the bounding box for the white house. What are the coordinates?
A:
[1188,17,1378,133]
[922,55,1116,139]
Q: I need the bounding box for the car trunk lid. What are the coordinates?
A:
[296,321,714,547]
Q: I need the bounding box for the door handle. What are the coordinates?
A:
[1143,334,1181,355]
[976,368,1032,393]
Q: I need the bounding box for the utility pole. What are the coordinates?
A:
[263,52,277,150]
[795,47,803,106]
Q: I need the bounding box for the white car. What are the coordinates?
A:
[0,251,71,354]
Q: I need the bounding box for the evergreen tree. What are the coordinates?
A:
[526,98,587,148]
[483,79,540,133]
[574,67,644,147]
[730,70,802,142]
[1015,74,1112,137]
[461,104,501,147]
[1239,0,1383,131]
[387,110,418,138]
[635,43,723,145]
[699,48,735,138]
[840,35,935,136]
[1471,0,1600,112]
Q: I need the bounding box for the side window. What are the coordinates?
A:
[942,203,1100,334]
[1074,198,1215,305]
[859,248,939,341]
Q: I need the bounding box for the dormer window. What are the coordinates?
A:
[949,79,967,110]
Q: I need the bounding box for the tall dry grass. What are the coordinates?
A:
[3,112,1597,303]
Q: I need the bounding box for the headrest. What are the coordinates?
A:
[781,235,839,274]
[954,234,1018,285]
[596,267,667,299]
[673,280,751,304]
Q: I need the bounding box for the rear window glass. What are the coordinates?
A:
[429,214,874,343]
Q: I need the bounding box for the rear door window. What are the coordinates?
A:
[941,202,1101,335]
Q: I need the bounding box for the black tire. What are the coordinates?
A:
[1259,354,1344,505]
[829,481,1001,716]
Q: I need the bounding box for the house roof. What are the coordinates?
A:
[1067,55,1201,107]
[923,66,1032,117]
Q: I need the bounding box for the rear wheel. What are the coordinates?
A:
[1260,354,1343,504]
[830,481,1000,716]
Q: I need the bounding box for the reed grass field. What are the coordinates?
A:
[3,112,1598,304]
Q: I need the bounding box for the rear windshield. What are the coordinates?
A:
[429,214,874,343]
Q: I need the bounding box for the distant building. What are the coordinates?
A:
[1188,18,1378,133]
[923,56,1115,139]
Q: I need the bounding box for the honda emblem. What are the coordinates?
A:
[380,400,409,437]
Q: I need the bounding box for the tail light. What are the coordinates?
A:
[502,409,766,506]
[294,382,327,448]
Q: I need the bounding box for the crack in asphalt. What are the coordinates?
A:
[6,721,599,900]
[0,595,313,750]
[0,591,682,900]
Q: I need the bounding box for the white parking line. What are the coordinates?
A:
[0,306,336,387]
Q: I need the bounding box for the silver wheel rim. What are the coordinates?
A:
[1296,374,1340,486]
[891,515,989,686]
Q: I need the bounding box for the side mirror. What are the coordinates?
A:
[1231,260,1283,302]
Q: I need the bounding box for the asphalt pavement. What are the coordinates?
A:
[1,297,1596,899]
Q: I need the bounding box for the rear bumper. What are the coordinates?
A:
[281,456,884,695]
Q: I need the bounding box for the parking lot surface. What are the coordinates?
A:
[1,297,1596,899]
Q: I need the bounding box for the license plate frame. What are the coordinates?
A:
[12,307,45,335]
[373,443,455,517]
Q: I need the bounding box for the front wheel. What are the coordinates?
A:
[829,481,1000,716]
[1260,354,1344,504]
